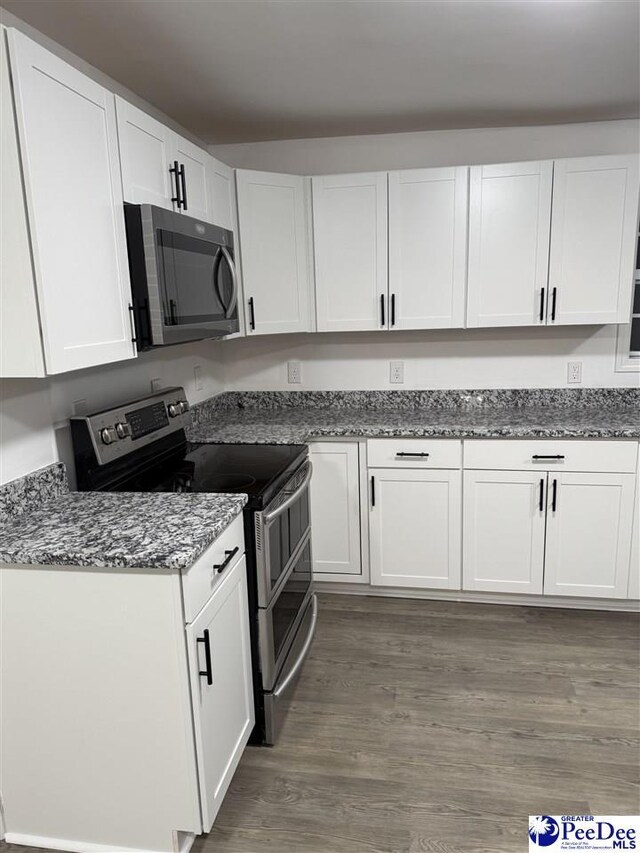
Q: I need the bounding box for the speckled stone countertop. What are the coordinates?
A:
[188,395,640,444]
[0,491,247,569]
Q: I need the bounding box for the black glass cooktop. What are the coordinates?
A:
[112,442,307,509]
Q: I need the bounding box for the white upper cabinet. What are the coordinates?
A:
[313,172,388,332]
[236,170,311,335]
[548,155,640,325]
[543,473,635,599]
[467,161,553,328]
[388,167,468,329]
[8,29,135,374]
[116,97,212,221]
[115,98,174,208]
[1,28,44,377]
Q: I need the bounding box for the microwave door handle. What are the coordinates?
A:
[219,246,238,319]
[212,247,224,310]
[262,461,313,527]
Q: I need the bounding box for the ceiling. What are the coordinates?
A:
[3,0,639,144]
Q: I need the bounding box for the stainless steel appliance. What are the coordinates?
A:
[71,388,316,745]
[124,205,239,349]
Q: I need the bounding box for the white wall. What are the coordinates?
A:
[211,120,640,175]
[0,341,225,486]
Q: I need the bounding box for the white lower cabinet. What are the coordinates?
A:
[186,554,254,831]
[463,470,546,594]
[369,468,461,589]
[543,473,635,598]
[309,442,362,579]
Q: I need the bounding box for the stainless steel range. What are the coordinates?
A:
[71,387,317,744]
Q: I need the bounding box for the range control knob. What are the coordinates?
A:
[179,399,190,412]
[167,402,181,418]
[99,426,118,445]
[115,422,131,439]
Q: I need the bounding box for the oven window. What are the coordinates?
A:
[158,230,235,326]
[267,484,310,593]
[271,539,311,664]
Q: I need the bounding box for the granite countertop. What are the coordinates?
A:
[0,491,247,569]
[187,405,640,444]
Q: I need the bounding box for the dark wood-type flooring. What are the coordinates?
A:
[5,594,639,853]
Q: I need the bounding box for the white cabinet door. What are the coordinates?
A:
[313,172,388,332]
[629,456,640,600]
[369,468,461,589]
[173,133,212,222]
[544,473,635,599]
[186,555,254,832]
[1,28,44,377]
[388,167,468,329]
[309,442,361,578]
[236,169,311,335]
[467,161,553,328]
[115,97,174,208]
[463,470,546,594]
[8,29,135,374]
[549,155,640,325]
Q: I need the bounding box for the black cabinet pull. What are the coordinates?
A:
[538,478,544,512]
[197,629,213,685]
[127,303,137,344]
[380,294,386,327]
[179,163,188,211]
[169,299,178,325]
[539,288,545,322]
[532,454,565,460]
[551,478,558,512]
[391,293,396,327]
[550,287,557,322]
[371,475,375,507]
[170,160,182,208]
[248,297,256,330]
[396,451,430,458]
[214,546,239,575]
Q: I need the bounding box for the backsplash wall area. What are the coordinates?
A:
[222,324,638,391]
[0,341,225,486]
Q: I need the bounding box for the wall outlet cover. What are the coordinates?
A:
[71,399,88,416]
[567,361,582,384]
[194,365,204,391]
[150,378,164,392]
[287,361,302,384]
[390,361,404,384]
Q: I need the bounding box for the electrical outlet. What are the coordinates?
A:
[71,399,88,416]
[150,377,164,392]
[390,361,404,384]
[567,361,582,384]
[194,365,203,391]
[287,361,302,384]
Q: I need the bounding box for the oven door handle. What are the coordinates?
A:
[262,461,313,527]
[273,594,318,698]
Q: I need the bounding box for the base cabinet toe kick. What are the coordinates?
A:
[0,517,253,853]
[309,437,640,605]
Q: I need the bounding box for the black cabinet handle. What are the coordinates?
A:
[550,287,557,322]
[551,478,558,512]
[396,451,430,458]
[169,299,178,325]
[248,297,256,331]
[179,163,187,211]
[170,160,182,208]
[197,629,213,685]
[391,293,396,327]
[371,475,375,508]
[380,294,386,327]
[214,546,239,575]
[538,478,544,512]
[127,303,137,345]
[539,287,545,322]
[532,455,565,460]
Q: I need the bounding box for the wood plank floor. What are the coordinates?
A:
[4,594,639,853]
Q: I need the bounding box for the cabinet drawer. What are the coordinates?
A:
[182,513,245,623]
[367,438,462,469]
[463,439,637,474]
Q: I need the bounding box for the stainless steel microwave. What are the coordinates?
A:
[124,204,239,350]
